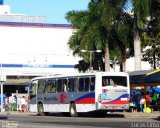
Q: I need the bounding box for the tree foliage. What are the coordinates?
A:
[65,0,160,72]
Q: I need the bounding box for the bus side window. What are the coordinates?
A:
[90,77,95,91]
[110,79,115,86]
[45,81,51,92]
[63,79,67,92]
[84,78,90,92]
[57,79,63,92]
[47,79,56,93]
[37,80,45,93]
[78,78,85,92]
[102,77,109,86]
[68,78,78,92]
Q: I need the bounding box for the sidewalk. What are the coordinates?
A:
[0,111,37,115]
[112,111,160,118]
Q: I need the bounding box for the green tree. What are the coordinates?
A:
[127,0,152,71]
[66,1,111,71]
[98,0,152,71]
[92,0,134,71]
[142,33,160,69]
[66,0,134,72]
[142,0,160,69]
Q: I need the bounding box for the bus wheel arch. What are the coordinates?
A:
[69,102,78,117]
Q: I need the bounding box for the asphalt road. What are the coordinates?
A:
[0,113,160,128]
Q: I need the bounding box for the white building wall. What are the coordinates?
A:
[0,4,10,14]
[0,23,80,76]
[126,57,151,72]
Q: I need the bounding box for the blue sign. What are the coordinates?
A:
[0,0,3,5]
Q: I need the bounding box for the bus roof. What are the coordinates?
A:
[30,72,129,81]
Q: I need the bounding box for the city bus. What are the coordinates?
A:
[29,72,130,117]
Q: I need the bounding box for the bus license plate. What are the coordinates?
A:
[112,106,117,109]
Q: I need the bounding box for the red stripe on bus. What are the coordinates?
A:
[101,100,128,105]
[75,98,95,104]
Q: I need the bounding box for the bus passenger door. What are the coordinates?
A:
[29,80,38,112]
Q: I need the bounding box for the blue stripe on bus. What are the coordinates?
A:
[75,92,95,102]
[109,94,128,102]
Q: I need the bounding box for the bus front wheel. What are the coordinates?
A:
[69,103,78,117]
[37,103,45,116]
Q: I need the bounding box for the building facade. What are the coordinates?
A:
[0,4,80,94]
[0,3,152,95]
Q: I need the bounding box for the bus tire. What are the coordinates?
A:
[37,103,45,116]
[69,103,78,117]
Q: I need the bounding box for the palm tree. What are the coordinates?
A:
[127,0,152,71]
[66,1,111,71]
[96,0,153,71]
[66,0,134,72]
[110,12,134,71]
[93,0,135,72]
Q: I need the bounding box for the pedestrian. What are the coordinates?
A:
[151,91,157,105]
[4,97,9,111]
[145,91,151,107]
[132,94,138,112]
[21,96,26,112]
[25,96,29,112]
[11,95,17,111]
[140,96,145,112]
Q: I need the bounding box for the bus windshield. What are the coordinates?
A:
[102,76,127,87]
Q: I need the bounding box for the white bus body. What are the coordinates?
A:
[29,72,130,116]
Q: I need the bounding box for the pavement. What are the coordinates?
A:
[111,111,160,118]
[0,111,159,119]
[0,111,37,116]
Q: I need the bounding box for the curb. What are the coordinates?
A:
[0,112,37,115]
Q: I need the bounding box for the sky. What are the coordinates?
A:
[4,0,90,24]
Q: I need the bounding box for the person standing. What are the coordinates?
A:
[140,96,145,112]
[152,91,157,105]
[145,91,151,107]
[21,96,26,112]
[132,94,138,112]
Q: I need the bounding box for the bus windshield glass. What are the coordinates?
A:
[102,76,127,87]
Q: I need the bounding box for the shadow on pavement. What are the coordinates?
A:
[105,113,125,118]
[152,116,160,121]
[33,112,125,118]
[0,116,8,120]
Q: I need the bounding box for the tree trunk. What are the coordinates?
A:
[123,61,126,72]
[105,46,110,72]
[120,63,123,72]
[134,17,141,71]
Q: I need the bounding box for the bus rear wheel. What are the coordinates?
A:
[69,103,78,117]
[37,103,46,116]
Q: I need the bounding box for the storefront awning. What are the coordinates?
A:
[129,70,160,87]
[145,69,160,83]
